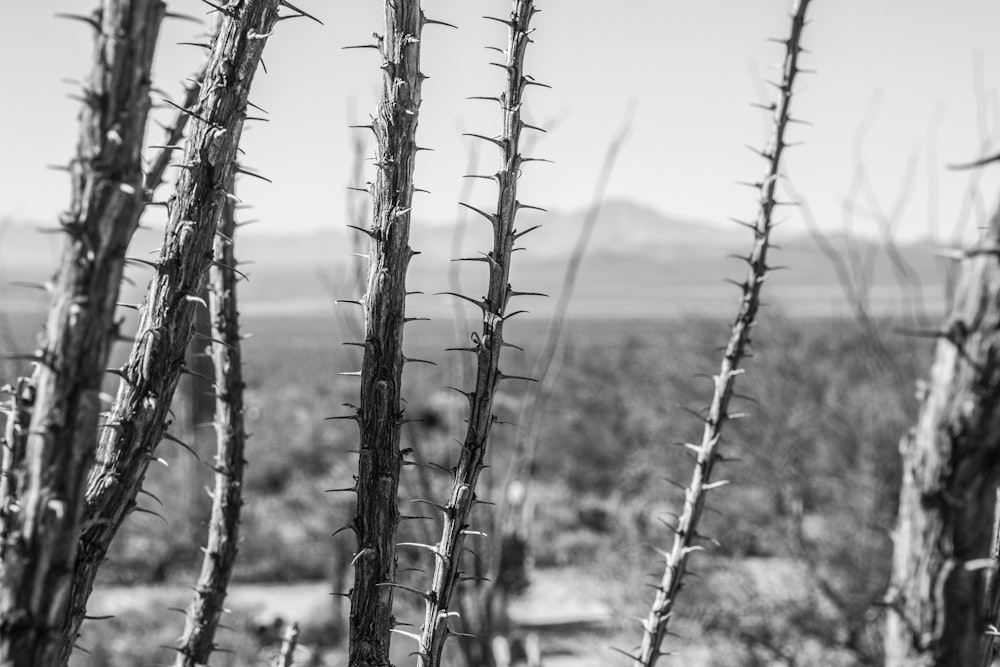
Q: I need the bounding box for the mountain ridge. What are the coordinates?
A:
[0,199,948,319]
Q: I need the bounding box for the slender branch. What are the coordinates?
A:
[413,3,541,664]
[172,175,248,666]
[630,3,812,664]
[58,4,283,663]
[346,1,427,664]
[0,2,166,664]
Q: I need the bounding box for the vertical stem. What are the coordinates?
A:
[346,2,426,665]
[629,2,812,665]
[60,4,282,663]
[0,2,165,664]
[412,3,542,665]
[173,175,248,666]
[885,198,1000,667]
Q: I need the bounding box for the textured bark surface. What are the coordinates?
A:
[631,2,811,665]
[55,3,281,663]
[885,204,1000,666]
[0,2,165,664]
[0,379,36,562]
[412,3,540,665]
[346,2,425,664]
[173,181,247,666]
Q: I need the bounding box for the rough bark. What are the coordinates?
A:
[885,201,1000,666]
[628,2,812,665]
[344,2,426,665]
[0,379,36,562]
[409,3,541,665]
[56,3,281,662]
[173,178,248,666]
[0,2,165,664]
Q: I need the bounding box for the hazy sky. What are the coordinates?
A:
[4,0,1000,242]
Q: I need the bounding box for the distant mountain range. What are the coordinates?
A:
[0,200,950,320]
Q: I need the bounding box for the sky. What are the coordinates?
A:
[3,0,1000,243]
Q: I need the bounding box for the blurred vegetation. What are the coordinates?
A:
[2,312,925,665]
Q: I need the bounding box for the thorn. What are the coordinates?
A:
[462,132,506,151]
[375,582,432,601]
[162,432,201,461]
[948,150,1000,171]
[279,0,323,24]
[131,506,169,525]
[458,202,498,225]
[423,17,458,29]
[161,99,218,128]
[54,12,101,31]
[235,167,272,183]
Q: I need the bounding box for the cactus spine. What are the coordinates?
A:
[344,1,428,664]
[56,3,283,662]
[0,2,165,664]
[624,2,813,665]
[406,3,543,665]
[172,175,248,666]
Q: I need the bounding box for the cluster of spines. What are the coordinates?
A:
[617,2,813,666]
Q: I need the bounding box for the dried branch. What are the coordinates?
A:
[172,174,248,666]
[412,3,542,665]
[57,3,284,662]
[628,3,813,664]
[345,1,428,664]
[0,2,166,663]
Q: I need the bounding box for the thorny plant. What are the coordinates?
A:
[55,2,292,663]
[392,3,548,665]
[171,173,250,666]
[333,1,445,665]
[616,2,814,665]
[0,2,166,664]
